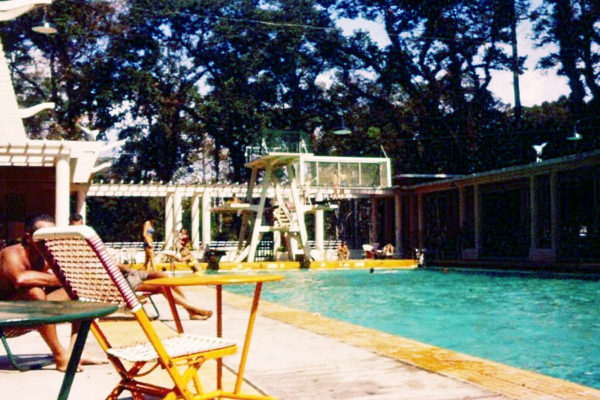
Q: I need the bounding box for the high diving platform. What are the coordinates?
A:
[83,134,393,262]
[211,139,391,262]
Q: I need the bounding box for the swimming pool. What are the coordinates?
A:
[225,268,600,389]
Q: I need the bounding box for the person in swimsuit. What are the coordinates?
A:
[382,243,394,258]
[176,229,199,272]
[337,241,350,260]
[142,218,157,271]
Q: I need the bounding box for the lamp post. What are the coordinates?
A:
[532,142,547,163]
[566,121,582,154]
[333,114,351,135]
[566,125,582,141]
[32,10,56,34]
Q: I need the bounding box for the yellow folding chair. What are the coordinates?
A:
[33,226,239,400]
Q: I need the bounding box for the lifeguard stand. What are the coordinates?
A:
[213,131,391,262]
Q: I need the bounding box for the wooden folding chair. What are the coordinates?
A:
[33,226,238,400]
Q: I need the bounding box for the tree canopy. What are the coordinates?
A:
[2,0,599,180]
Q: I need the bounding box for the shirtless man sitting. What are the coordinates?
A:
[0,213,106,371]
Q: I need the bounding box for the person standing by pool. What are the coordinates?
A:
[142,217,157,271]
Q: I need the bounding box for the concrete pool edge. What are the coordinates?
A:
[221,290,600,400]
[137,258,419,272]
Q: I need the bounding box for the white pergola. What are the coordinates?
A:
[82,176,395,256]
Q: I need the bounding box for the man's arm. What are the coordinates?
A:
[13,269,61,288]
[2,250,61,289]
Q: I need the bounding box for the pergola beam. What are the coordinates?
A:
[84,182,393,199]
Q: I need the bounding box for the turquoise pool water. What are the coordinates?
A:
[225,268,600,389]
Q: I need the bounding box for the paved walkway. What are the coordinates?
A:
[1,285,599,400]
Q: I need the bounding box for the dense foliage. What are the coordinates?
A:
[2,0,600,181]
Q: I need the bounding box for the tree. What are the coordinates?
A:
[332,0,520,173]
[1,0,115,139]
[504,0,530,124]
[532,0,600,116]
[92,0,345,182]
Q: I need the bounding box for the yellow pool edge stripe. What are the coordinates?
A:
[134,258,418,272]
[221,290,600,400]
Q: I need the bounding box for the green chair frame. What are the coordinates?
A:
[0,327,54,371]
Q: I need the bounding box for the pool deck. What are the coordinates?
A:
[2,283,600,400]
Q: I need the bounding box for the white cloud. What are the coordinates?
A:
[336,17,391,47]
[489,68,569,107]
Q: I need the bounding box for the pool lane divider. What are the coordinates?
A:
[220,290,600,400]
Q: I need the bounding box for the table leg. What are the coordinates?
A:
[162,287,184,333]
[57,319,92,400]
[216,284,223,390]
[234,282,262,393]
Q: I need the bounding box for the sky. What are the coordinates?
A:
[335,14,570,108]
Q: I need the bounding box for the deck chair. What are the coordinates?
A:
[33,226,239,400]
[0,326,54,371]
[362,244,374,259]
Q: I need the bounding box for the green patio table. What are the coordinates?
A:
[0,300,117,400]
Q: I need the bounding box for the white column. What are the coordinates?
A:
[530,175,539,250]
[394,193,402,257]
[458,186,466,231]
[191,194,200,249]
[202,190,211,246]
[248,167,272,262]
[550,171,559,254]
[165,193,174,249]
[315,192,324,250]
[75,186,87,223]
[370,196,377,245]
[173,189,183,237]
[54,155,70,227]
[474,184,481,257]
[417,192,423,250]
[458,186,466,258]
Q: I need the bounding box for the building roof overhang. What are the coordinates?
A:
[0,139,113,183]
[404,149,600,193]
